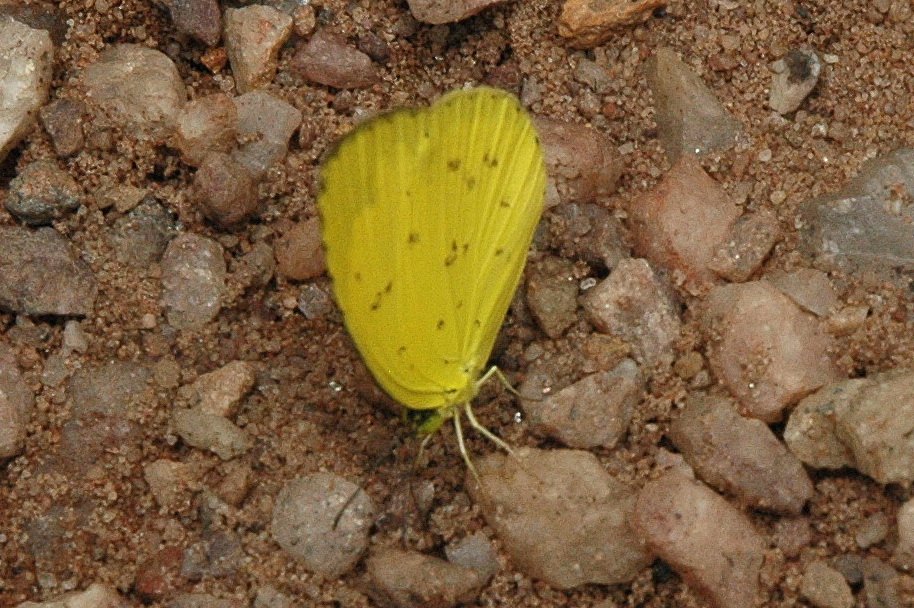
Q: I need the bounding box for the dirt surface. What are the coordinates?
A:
[2,0,914,607]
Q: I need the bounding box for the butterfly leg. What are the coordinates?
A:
[464,402,514,455]
[453,410,479,481]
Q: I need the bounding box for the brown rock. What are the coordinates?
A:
[293,30,379,89]
[633,472,765,608]
[708,207,781,282]
[224,5,292,93]
[39,98,87,157]
[559,0,666,48]
[160,0,221,46]
[703,280,840,422]
[406,0,507,24]
[191,360,257,418]
[525,256,578,339]
[366,548,484,608]
[669,395,813,514]
[193,152,260,227]
[629,156,740,295]
[534,116,621,206]
[275,218,326,281]
[172,93,237,167]
[5,159,82,225]
[135,546,186,601]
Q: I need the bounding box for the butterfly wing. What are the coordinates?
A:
[319,87,545,410]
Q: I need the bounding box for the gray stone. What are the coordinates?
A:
[232,91,301,179]
[161,233,226,329]
[445,532,499,582]
[467,447,650,588]
[366,548,484,608]
[0,16,53,163]
[646,47,744,162]
[272,472,375,577]
[0,226,97,316]
[181,530,245,580]
[5,160,82,225]
[109,200,175,267]
[769,49,822,115]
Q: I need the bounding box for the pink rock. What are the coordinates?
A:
[172,93,237,167]
[224,5,292,93]
[629,156,740,295]
[703,280,840,422]
[581,258,681,368]
[632,471,765,608]
[293,30,378,89]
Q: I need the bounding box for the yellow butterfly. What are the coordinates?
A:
[318,87,546,464]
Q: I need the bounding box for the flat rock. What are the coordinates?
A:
[0,16,53,163]
[629,156,741,294]
[533,116,621,207]
[224,5,292,93]
[172,93,237,167]
[406,0,506,24]
[5,159,82,225]
[581,258,681,368]
[559,0,666,48]
[800,148,914,278]
[160,0,221,47]
[525,256,578,339]
[521,358,642,449]
[232,91,301,179]
[80,44,187,141]
[632,472,765,608]
[190,360,256,418]
[467,447,651,588]
[366,548,484,608]
[293,30,378,89]
[161,233,226,329]
[0,226,97,316]
[172,407,251,460]
[702,280,840,422]
[272,472,375,578]
[769,49,822,115]
[768,268,840,317]
[646,48,744,162]
[669,394,813,514]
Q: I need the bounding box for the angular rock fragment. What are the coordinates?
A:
[559,0,666,48]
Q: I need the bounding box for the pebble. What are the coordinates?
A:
[14,583,128,608]
[193,152,260,227]
[292,5,316,37]
[366,548,484,608]
[5,159,82,225]
[0,226,97,316]
[769,49,822,115]
[293,30,379,89]
[645,47,744,162]
[172,407,251,460]
[894,498,914,569]
[444,532,500,583]
[235,241,276,290]
[143,458,197,512]
[632,471,765,608]
[190,360,256,418]
[559,0,665,48]
[274,218,326,281]
[669,394,813,514]
[768,268,840,317]
[232,91,301,179]
[702,280,840,422]
[159,0,221,47]
[160,233,226,329]
[525,256,578,339]
[135,546,185,601]
[467,447,651,588]
[62,320,89,355]
[181,530,244,580]
[772,517,813,558]
[406,0,506,23]
[856,512,889,549]
[533,117,621,207]
[172,93,238,167]
[0,347,34,460]
[109,199,175,268]
[79,44,187,141]
[862,557,903,608]
[297,282,333,319]
[39,98,87,157]
[800,148,914,277]
[212,460,253,507]
[0,16,53,163]
[708,207,781,283]
[581,258,681,368]
[547,203,627,270]
[628,156,741,295]
[800,561,854,608]
[224,5,292,93]
[521,358,642,449]
[784,379,864,470]
[271,472,375,577]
